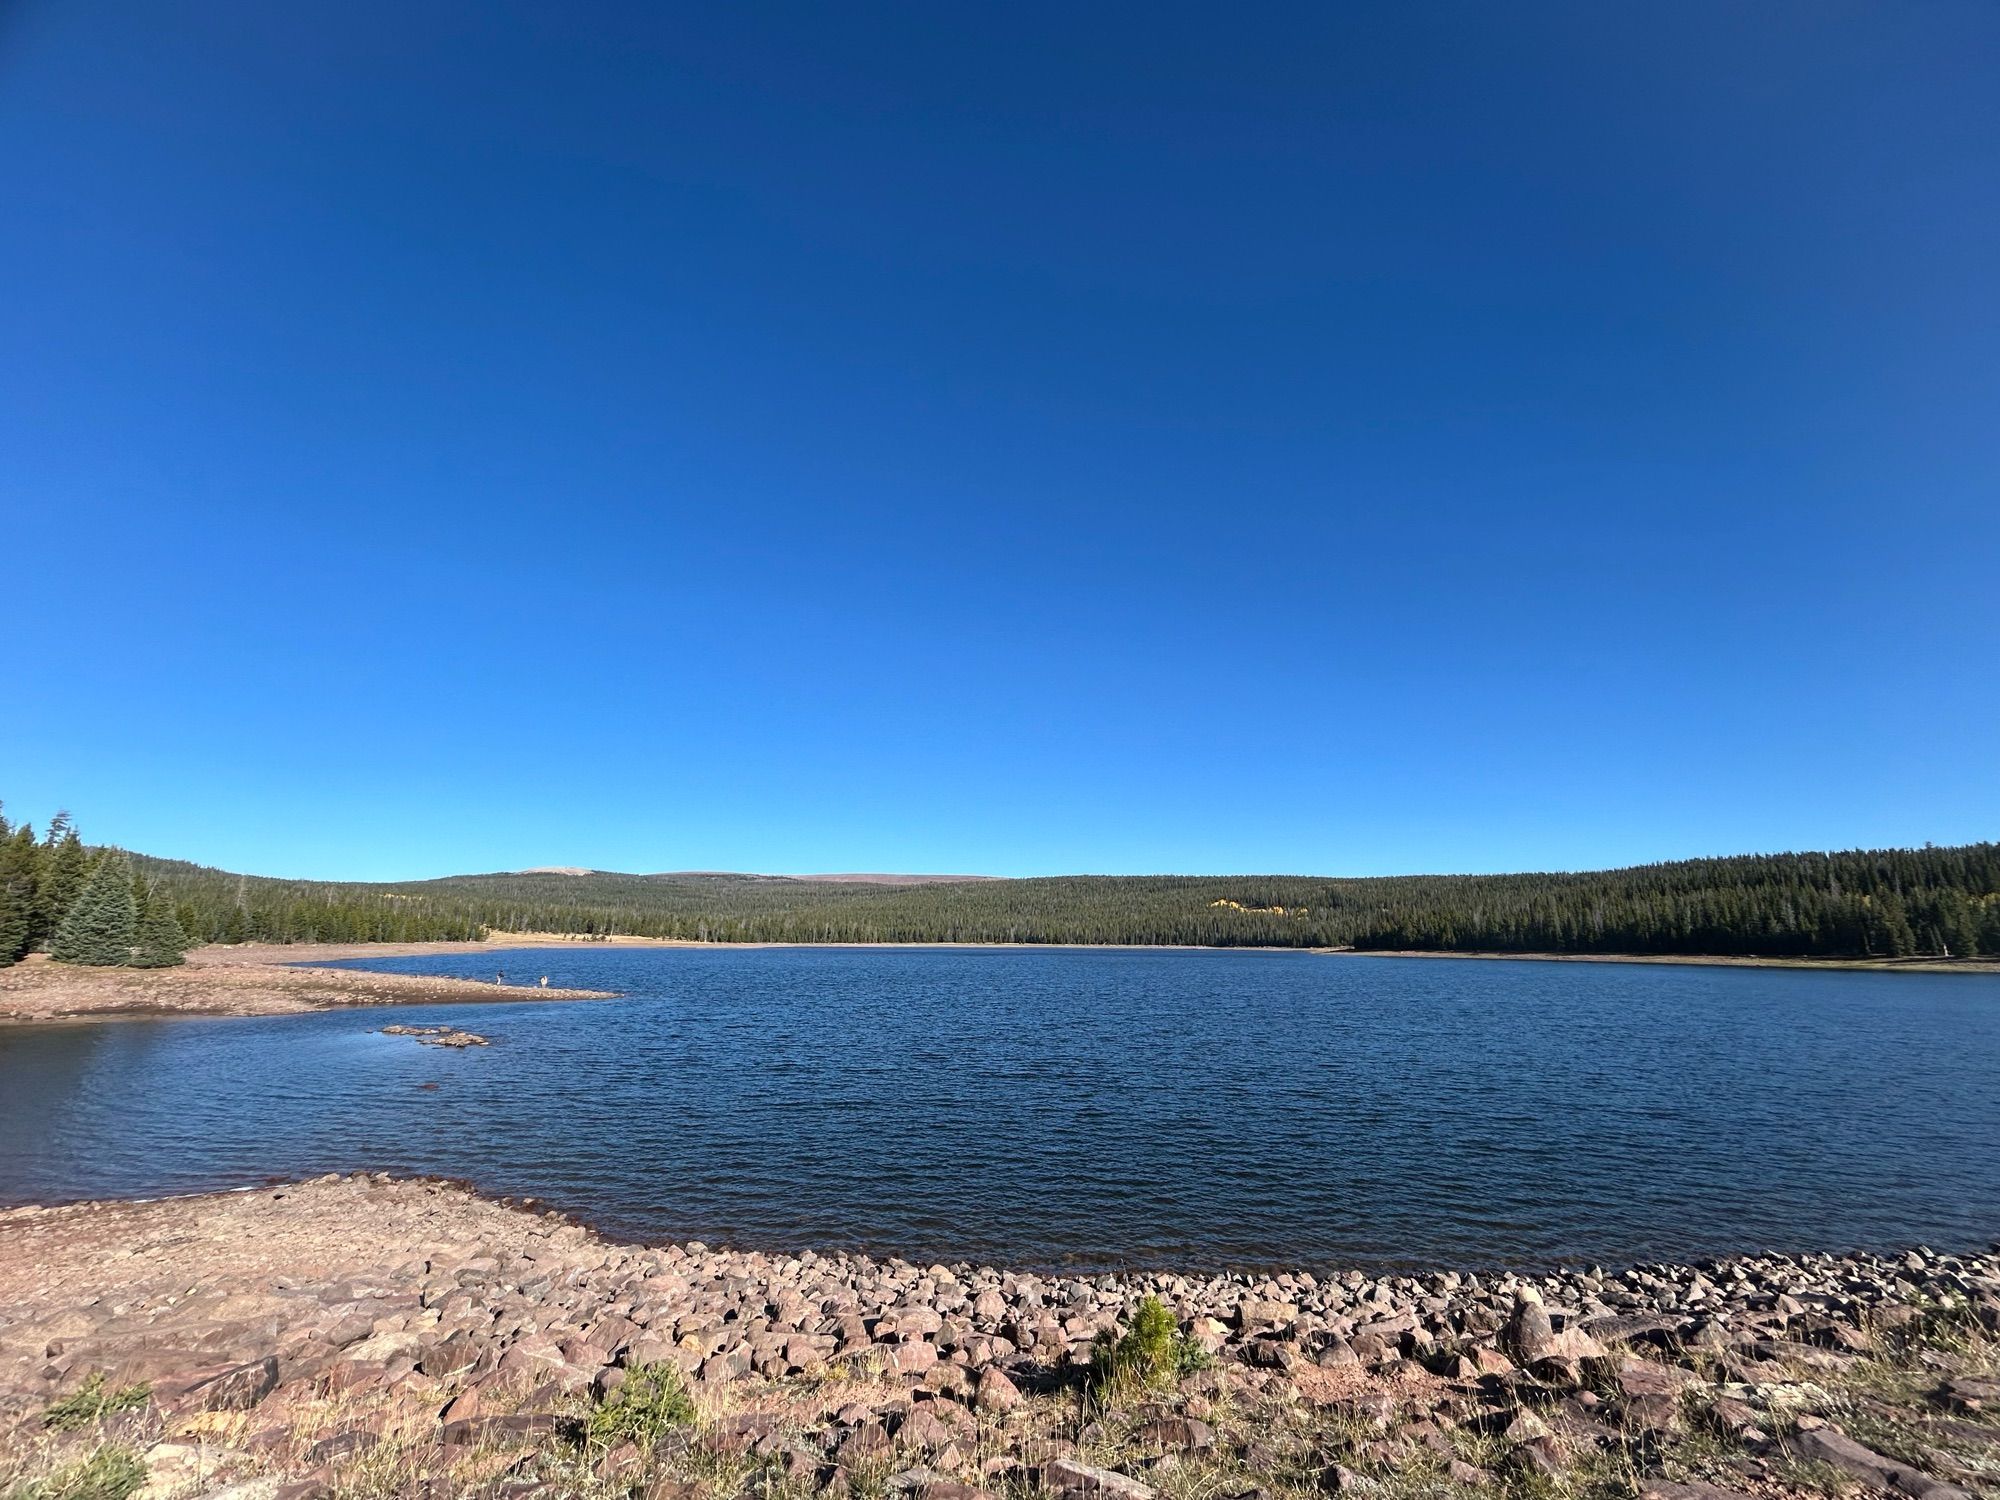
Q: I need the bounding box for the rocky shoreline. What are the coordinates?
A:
[2,1177,1996,1500]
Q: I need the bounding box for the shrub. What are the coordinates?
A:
[1089,1295,1208,1397]
[585,1362,697,1450]
[128,902,190,968]
[42,1373,151,1432]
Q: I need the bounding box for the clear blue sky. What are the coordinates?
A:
[3,2,1996,881]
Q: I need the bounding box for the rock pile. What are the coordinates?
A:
[2,1175,1996,1500]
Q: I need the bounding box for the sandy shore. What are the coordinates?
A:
[0,946,613,1025]
[1,1176,1995,1500]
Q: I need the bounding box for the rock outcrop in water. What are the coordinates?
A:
[380,1024,491,1047]
[2,1175,1996,1500]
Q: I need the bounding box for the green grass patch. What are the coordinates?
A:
[40,1375,151,1433]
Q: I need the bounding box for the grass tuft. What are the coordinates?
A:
[40,1375,151,1433]
[10,1445,147,1500]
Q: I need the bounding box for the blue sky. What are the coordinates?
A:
[3,2,1996,881]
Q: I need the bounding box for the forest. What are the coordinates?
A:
[0,807,194,967]
[354,847,2000,956]
[4,801,1996,963]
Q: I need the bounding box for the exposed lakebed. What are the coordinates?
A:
[1,947,1995,1271]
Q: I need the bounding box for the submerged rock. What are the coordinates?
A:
[380,1024,489,1047]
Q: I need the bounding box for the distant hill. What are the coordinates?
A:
[788,873,1000,885]
[519,869,999,884]
[114,842,2000,960]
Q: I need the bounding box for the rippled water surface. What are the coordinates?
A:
[3,947,1997,1271]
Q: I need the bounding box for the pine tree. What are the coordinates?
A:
[130,900,190,968]
[0,885,25,966]
[50,851,139,966]
[34,816,89,950]
[1864,892,1917,958]
[1978,898,2000,959]
[1929,890,1979,958]
[0,807,31,965]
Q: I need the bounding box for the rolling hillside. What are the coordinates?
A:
[119,843,2000,959]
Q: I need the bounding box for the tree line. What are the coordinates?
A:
[0,807,191,967]
[6,798,1996,961]
[129,841,2000,958]
[381,846,1996,956]
[125,855,486,945]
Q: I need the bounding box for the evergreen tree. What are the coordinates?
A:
[34,815,89,950]
[1978,899,2000,959]
[0,807,32,965]
[0,882,26,966]
[1928,890,1979,957]
[1866,893,1917,958]
[0,812,33,964]
[50,850,139,965]
[130,900,190,968]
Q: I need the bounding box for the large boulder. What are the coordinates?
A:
[1235,1298,1295,1331]
[157,1355,279,1411]
[1503,1295,1555,1362]
[1790,1426,1972,1500]
[1044,1459,1156,1500]
[973,1366,1022,1413]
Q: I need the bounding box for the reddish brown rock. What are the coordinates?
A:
[974,1364,1022,1412]
[1132,1416,1214,1452]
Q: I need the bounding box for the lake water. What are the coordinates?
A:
[2,947,1996,1273]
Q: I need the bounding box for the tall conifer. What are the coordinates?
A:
[50,850,139,965]
[34,816,89,948]
[0,885,25,966]
[0,807,28,965]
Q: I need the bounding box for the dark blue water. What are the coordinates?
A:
[2,947,1996,1272]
